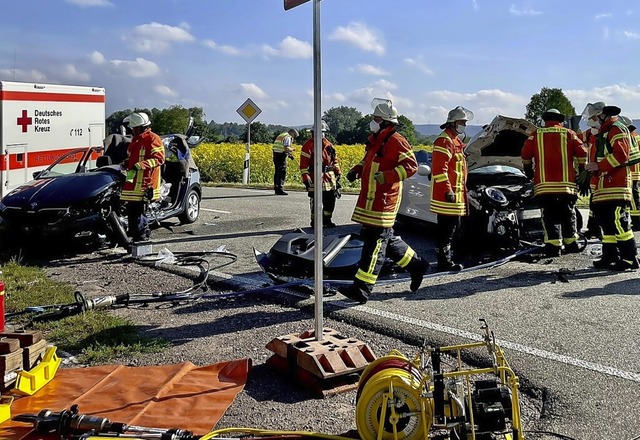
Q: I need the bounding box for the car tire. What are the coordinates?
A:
[178,188,200,224]
[107,211,130,247]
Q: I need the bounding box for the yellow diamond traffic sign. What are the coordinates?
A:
[236,98,262,124]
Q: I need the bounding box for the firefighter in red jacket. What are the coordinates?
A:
[521,109,587,257]
[622,121,640,231]
[338,99,429,304]
[299,120,341,228]
[121,112,165,243]
[430,106,474,272]
[584,102,639,270]
[578,121,602,239]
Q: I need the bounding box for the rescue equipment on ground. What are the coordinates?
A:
[14,346,61,395]
[355,319,524,440]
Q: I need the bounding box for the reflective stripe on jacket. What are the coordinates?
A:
[631,131,640,181]
[121,129,165,202]
[299,137,341,191]
[430,128,467,216]
[521,122,587,196]
[272,132,291,153]
[351,126,417,228]
[591,118,632,203]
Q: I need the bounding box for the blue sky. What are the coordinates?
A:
[2,0,640,126]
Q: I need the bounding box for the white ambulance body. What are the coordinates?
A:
[0,81,106,198]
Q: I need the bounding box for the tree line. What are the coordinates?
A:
[105,87,578,145]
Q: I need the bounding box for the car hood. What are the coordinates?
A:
[1,172,121,210]
[465,115,537,171]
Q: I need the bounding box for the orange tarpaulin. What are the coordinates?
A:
[0,359,251,440]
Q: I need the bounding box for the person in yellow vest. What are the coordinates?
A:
[272,128,298,195]
[120,112,165,243]
[430,106,474,272]
[337,98,429,304]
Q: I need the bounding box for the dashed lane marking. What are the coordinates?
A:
[201,208,231,214]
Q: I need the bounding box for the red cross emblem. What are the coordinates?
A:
[17,110,33,133]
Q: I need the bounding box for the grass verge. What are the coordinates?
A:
[1,261,169,364]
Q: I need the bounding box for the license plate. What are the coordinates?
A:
[519,209,540,220]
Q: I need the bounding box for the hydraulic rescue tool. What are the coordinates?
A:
[355,319,524,440]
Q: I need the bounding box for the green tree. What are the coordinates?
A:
[152,105,191,136]
[244,121,274,143]
[323,106,363,140]
[525,87,576,127]
[397,115,417,145]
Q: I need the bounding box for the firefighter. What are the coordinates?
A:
[584,103,639,270]
[272,128,298,195]
[621,119,640,231]
[121,112,165,243]
[299,120,341,228]
[521,109,587,257]
[430,106,474,272]
[338,98,429,304]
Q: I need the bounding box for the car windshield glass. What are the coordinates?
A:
[415,150,431,165]
[38,148,97,178]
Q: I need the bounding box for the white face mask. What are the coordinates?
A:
[456,124,466,135]
[587,118,600,129]
[369,120,380,133]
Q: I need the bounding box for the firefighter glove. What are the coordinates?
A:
[373,171,385,184]
[143,187,154,201]
[445,191,456,203]
[125,169,136,183]
[335,180,342,199]
[304,180,312,191]
[576,170,591,197]
[346,169,359,182]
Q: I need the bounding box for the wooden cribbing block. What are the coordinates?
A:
[0,338,21,355]
[0,349,24,372]
[23,339,48,370]
[0,331,43,347]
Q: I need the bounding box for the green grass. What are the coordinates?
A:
[1,261,168,364]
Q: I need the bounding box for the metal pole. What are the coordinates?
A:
[243,124,251,184]
[312,0,323,341]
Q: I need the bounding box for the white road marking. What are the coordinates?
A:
[360,306,640,383]
[201,208,231,214]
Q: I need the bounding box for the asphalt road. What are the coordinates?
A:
[149,186,640,439]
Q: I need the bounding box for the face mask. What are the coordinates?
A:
[587,118,600,129]
[456,124,466,135]
[590,128,599,135]
[369,120,380,133]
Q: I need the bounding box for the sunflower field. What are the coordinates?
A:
[192,142,432,189]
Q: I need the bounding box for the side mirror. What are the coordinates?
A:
[417,164,432,177]
[33,171,42,179]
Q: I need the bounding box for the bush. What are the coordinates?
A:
[191,143,433,188]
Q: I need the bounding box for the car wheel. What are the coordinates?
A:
[178,188,200,224]
[107,211,130,247]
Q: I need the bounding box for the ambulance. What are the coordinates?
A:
[0,81,106,198]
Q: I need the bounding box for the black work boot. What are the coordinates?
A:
[592,243,619,269]
[323,216,337,228]
[544,244,562,257]
[613,239,640,271]
[563,242,581,254]
[407,257,429,292]
[337,282,370,304]
[436,246,463,272]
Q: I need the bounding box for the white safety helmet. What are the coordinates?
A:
[440,106,474,129]
[288,128,299,138]
[581,102,606,120]
[371,98,399,124]
[311,120,329,132]
[122,115,131,126]
[127,112,151,128]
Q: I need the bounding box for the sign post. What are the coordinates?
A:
[236,98,262,185]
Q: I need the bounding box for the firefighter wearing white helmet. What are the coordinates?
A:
[583,102,639,270]
[338,98,429,304]
[431,106,474,272]
[299,120,341,227]
[121,112,165,243]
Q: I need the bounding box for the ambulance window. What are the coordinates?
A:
[16,153,24,162]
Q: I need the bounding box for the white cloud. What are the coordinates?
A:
[0,68,47,82]
[129,22,195,53]
[239,83,268,99]
[329,22,385,55]
[373,79,398,91]
[65,0,113,7]
[261,36,312,59]
[109,58,160,78]
[595,13,612,19]
[62,64,90,82]
[88,51,105,64]
[509,5,541,16]
[404,57,434,75]
[624,30,640,39]
[203,39,243,56]
[565,84,640,113]
[355,64,390,76]
[155,84,177,97]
